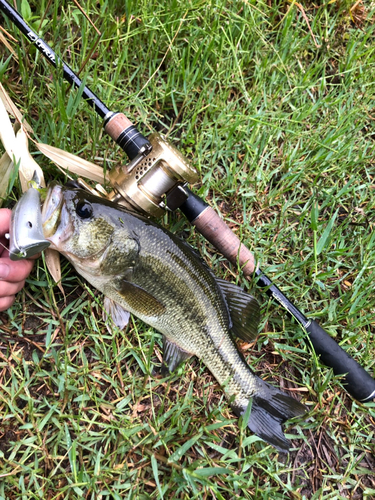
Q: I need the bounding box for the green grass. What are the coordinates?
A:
[1,0,375,498]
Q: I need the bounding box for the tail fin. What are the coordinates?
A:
[233,382,306,452]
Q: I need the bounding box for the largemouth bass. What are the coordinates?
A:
[42,183,306,452]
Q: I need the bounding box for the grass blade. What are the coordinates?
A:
[316,209,339,256]
[36,142,105,183]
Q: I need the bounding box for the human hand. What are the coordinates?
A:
[0,208,35,311]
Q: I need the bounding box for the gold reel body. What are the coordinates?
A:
[108,133,199,216]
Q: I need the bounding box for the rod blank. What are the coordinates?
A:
[0,0,151,158]
[0,0,110,118]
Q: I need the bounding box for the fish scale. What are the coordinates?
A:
[42,184,307,452]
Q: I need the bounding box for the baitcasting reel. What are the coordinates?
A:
[107,132,199,217]
[101,111,199,216]
[0,0,198,219]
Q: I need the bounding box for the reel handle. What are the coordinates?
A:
[180,189,375,402]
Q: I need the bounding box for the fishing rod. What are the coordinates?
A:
[1,0,374,402]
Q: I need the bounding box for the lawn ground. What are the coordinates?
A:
[0,1,375,498]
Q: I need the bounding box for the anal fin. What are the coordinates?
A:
[161,337,192,375]
[216,278,260,342]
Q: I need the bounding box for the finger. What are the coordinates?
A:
[0,209,11,235]
[0,279,25,297]
[0,236,8,257]
[0,257,34,283]
[0,209,12,257]
[0,295,16,312]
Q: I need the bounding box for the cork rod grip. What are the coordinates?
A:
[104,112,133,141]
[103,112,152,160]
[193,207,256,275]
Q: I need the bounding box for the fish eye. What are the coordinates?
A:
[76,200,93,219]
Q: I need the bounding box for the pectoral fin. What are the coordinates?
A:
[161,337,192,375]
[103,296,130,333]
[115,279,166,318]
[216,278,260,342]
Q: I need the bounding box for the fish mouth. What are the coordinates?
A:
[41,184,73,247]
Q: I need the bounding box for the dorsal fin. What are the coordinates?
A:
[171,237,260,341]
[216,278,260,342]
